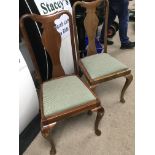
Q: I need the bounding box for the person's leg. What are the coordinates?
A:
[76,13,87,57]
[118,0,135,49]
[99,5,116,44]
[118,0,129,44]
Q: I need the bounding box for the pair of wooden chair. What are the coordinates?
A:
[20,0,133,154]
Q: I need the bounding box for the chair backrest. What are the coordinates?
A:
[72,0,109,58]
[20,10,78,84]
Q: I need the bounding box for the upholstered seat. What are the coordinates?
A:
[20,10,105,154]
[73,0,133,104]
[81,53,128,80]
[43,76,96,117]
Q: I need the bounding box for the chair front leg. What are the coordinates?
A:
[95,106,105,136]
[41,122,57,155]
[120,73,133,103]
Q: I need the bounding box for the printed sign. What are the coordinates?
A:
[34,0,72,38]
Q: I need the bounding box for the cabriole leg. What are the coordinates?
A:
[41,122,56,155]
[120,74,133,103]
[95,106,105,136]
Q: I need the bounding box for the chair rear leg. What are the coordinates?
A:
[87,110,93,115]
[120,74,133,103]
[41,122,56,155]
[95,106,105,136]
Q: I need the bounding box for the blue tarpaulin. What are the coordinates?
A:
[85,36,104,54]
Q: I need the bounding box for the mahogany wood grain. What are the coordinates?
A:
[72,0,133,103]
[20,10,104,155]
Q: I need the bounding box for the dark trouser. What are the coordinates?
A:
[100,0,129,44]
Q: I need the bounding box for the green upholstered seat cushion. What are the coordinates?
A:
[43,76,96,117]
[81,53,128,79]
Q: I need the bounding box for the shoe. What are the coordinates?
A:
[120,41,135,49]
[107,40,114,45]
[99,39,114,45]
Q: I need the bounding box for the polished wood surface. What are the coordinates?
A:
[72,0,108,58]
[72,0,133,103]
[83,0,100,56]
[20,10,104,155]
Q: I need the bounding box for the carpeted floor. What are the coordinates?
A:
[23,10,135,155]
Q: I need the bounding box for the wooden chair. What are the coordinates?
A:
[72,0,133,103]
[20,10,104,155]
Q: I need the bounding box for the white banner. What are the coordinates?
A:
[33,0,74,74]
[34,0,72,39]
